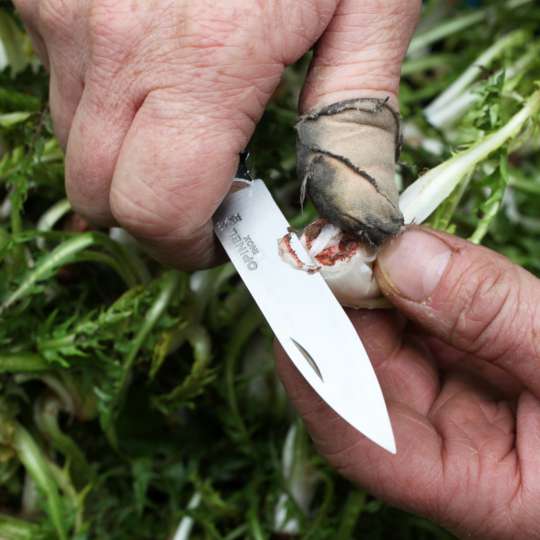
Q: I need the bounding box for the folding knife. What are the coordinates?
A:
[213,169,396,454]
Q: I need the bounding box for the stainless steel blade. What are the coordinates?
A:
[213,179,396,454]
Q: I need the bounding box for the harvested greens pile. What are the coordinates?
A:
[0,1,539,539]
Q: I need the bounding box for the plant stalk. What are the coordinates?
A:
[400,89,540,224]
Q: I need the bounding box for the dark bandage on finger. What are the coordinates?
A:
[296,98,403,247]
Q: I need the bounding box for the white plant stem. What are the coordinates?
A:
[273,424,319,534]
[427,40,540,129]
[172,492,202,540]
[36,199,72,250]
[402,122,445,155]
[425,30,526,122]
[400,89,540,225]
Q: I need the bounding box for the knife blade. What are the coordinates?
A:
[213,178,396,454]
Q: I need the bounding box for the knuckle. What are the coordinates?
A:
[64,119,120,206]
[109,186,204,243]
[109,96,243,245]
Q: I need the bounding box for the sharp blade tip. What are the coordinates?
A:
[366,431,396,455]
[352,415,396,455]
[376,418,396,455]
[382,436,397,455]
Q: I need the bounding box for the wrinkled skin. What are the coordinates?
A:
[14,0,420,268]
[276,227,540,540]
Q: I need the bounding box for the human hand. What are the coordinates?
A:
[276,227,540,540]
[13,0,420,268]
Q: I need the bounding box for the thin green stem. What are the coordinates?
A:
[47,460,89,536]
[247,497,266,540]
[0,352,49,372]
[401,54,455,76]
[223,524,249,540]
[510,177,540,195]
[77,250,138,288]
[304,473,334,539]
[409,10,486,54]
[87,232,149,286]
[0,514,42,540]
[469,157,509,245]
[105,232,151,285]
[34,396,92,487]
[122,271,181,383]
[224,305,263,451]
[106,271,182,444]
[8,184,27,272]
[1,230,149,313]
[36,199,71,236]
[151,323,214,409]
[13,424,68,540]
[429,171,473,232]
[0,233,96,313]
[335,490,366,540]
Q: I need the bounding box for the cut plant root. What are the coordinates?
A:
[279,219,382,309]
[277,231,320,274]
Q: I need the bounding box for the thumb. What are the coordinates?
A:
[375,227,540,396]
[297,0,421,246]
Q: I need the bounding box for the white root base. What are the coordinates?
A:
[279,220,387,309]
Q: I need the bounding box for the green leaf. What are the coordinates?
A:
[131,457,154,516]
[0,111,31,127]
[470,152,510,244]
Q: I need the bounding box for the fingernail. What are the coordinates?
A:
[378,229,451,302]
